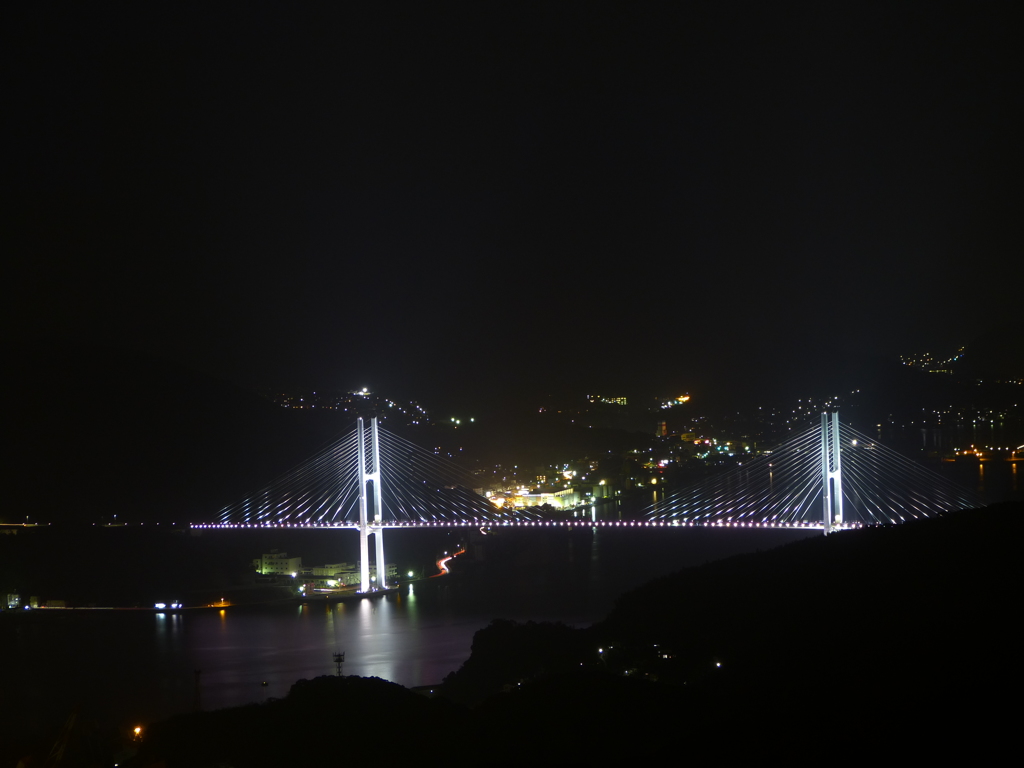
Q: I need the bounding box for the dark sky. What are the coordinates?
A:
[4,3,1020,410]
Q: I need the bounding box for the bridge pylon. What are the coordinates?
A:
[356,415,387,592]
[821,411,844,534]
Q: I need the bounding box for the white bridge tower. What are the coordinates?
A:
[356,416,387,592]
[820,411,844,534]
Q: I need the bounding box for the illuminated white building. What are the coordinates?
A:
[303,562,398,589]
[253,550,303,575]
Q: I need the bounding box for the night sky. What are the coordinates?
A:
[5,3,1021,411]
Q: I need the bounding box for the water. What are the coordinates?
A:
[938,457,1020,502]
[0,526,814,745]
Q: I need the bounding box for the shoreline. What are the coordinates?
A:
[0,583,417,615]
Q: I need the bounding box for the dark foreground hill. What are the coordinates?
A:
[117,503,1019,766]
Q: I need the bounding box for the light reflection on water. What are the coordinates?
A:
[179,583,478,713]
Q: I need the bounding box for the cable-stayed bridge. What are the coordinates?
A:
[196,414,983,592]
[213,416,522,527]
[642,412,982,529]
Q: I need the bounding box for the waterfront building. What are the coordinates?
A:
[302,562,398,589]
[254,552,397,587]
[253,550,303,575]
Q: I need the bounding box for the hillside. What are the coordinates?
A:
[3,342,340,523]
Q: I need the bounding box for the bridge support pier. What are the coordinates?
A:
[356,416,387,592]
[821,411,844,534]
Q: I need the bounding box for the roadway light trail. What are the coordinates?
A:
[432,548,465,577]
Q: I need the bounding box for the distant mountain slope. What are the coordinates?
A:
[3,342,343,523]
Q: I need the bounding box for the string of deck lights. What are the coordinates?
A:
[192,519,853,530]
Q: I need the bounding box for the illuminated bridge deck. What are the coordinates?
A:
[191,520,866,531]
[205,415,979,541]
